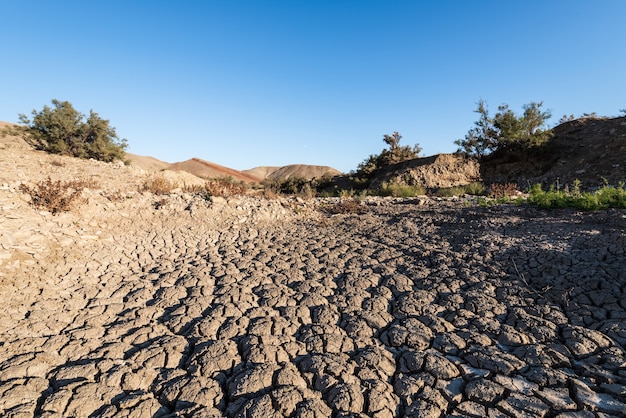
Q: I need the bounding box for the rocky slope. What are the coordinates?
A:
[369,154,481,189]
[481,116,626,189]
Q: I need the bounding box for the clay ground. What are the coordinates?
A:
[1,136,625,417]
[1,197,625,417]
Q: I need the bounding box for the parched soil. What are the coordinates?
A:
[1,132,625,417]
[1,194,625,417]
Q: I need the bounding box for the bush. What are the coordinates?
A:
[489,183,520,198]
[140,175,178,195]
[13,99,127,163]
[354,132,422,185]
[455,100,552,158]
[319,198,368,215]
[19,177,86,214]
[203,177,247,197]
[464,182,487,196]
[433,186,467,197]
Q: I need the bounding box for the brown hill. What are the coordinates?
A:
[168,158,262,183]
[126,154,170,171]
[243,166,280,180]
[244,164,342,181]
[481,116,626,189]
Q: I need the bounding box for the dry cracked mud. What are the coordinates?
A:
[1,190,625,418]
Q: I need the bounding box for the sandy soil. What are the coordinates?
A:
[1,137,625,417]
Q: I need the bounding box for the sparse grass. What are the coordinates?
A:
[433,186,466,197]
[464,182,487,196]
[374,182,426,197]
[140,175,178,195]
[203,177,248,197]
[526,181,626,210]
[19,177,85,214]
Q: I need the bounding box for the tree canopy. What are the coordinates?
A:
[15,99,127,163]
[455,100,552,158]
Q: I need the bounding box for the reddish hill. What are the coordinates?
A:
[168,158,262,183]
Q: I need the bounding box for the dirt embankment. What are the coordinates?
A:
[481,116,626,189]
[369,153,481,189]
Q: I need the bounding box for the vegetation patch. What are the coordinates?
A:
[202,177,248,197]
[7,99,127,163]
[374,182,426,198]
[319,198,368,215]
[140,175,178,195]
[19,177,86,214]
[526,181,626,210]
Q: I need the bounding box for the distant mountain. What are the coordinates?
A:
[125,154,171,171]
[167,158,262,183]
[243,165,342,181]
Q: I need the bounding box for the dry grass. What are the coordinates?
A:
[140,175,178,195]
[202,177,248,197]
[489,183,520,198]
[319,198,368,215]
[19,177,86,214]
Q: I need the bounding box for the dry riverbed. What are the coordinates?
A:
[1,187,625,417]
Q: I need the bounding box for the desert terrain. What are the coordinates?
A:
[1,128,625,417]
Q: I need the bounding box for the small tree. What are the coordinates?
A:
[355,132,421,178]
[454,99,498,158]
[14,99,127,162]
[456,100,552,158]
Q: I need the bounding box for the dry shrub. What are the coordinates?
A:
[490,183,519,198]
[50,159,65,167]
[320,198,367,215]
[19,177,85,214]
[181,183,206,193]
[140,175,178,195]
[203,177,247,197]
[103,190,125,202]
[68,177,100,190]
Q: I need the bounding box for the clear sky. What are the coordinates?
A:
[1,1,625,173]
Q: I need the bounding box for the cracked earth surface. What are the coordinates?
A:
[1,194,625,417]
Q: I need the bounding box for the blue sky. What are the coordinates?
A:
[1,1,625,172]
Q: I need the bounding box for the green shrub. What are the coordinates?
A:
[374,182,425,197]
[354,132,422,186]
[526,181,626,210]
[433,186,466,197]
[464,182,486,196]
[14,99,127,162]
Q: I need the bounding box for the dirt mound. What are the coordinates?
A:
[168,158,262,183]
[481,116,626,189]
[369,153,481,189]
[244,164,342,181]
